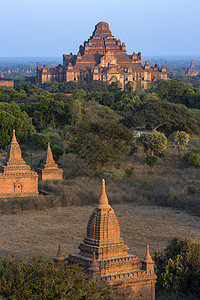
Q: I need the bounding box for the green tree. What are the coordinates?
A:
[139,130,167,156]
[145,154,158,173]
[149,79,187,103]
[123,99,198,136]
[169,131,189,156]
[154,237,200,297]
[0,256,119,299]
[68,120,133,171]
[0,102,35,148]
[186,152,200,167]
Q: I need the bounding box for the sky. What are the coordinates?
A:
[0,0,200,57]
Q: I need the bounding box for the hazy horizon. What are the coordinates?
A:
[1,0,200,57]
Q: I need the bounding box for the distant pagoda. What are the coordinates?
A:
[36,143,63,181]
[36,21,167,90]
[0,130,38,198]
[67,179,156,299]
[186,59,199,76]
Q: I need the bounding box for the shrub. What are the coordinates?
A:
[52,145,64,163]
[28,133,50,150]
[101,170,124,181]
[125,165,135,178]
[0,256,118,299]
[186,152,200,167]
[154,238,200,297]
[145,154,159,173]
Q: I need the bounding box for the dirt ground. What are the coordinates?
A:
[0,203,200,261]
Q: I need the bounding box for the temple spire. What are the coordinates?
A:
[11,130,18,144]
[97,179,110,207]
[46,143,54,162]
[5,129,25,164]
[142,245,155,271]
[144,245,152,261]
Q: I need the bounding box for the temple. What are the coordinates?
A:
[0,80,14,87]
[36,143,63,181]
[0,130,38,198]
[36,21,167,90]
[186,59,199,76]
[67,179,156,299]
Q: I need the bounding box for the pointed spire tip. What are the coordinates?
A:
[97,179,110,207]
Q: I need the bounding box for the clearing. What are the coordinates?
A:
[0,203,200,260]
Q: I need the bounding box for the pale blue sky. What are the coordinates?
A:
[0,0,200,57]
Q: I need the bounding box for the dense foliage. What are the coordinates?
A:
[154,237,200,297]
[139,130,167,156]
[123,99,198,136]
[0,80,199,169]
[0,256,119,300]
[0,102,35,148]
[169,131,189,156]
[68,119,133,170]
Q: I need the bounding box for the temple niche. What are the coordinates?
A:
[0,130,38,198]
[67,180,157,299]
[36,21,167,90]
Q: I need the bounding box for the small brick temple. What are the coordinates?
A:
[67,179,157,299]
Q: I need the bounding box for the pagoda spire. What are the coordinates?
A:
[142,245,155,271]
[5,129,25,165]
[46,143,54,163]
[144,245,152,261]
[97,179,110,208]
[11,130,18,144]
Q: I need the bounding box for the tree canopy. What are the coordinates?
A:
[68,119,133,170]
[123,99,198,136]
[0,256,119,300]
[0,102,35,148]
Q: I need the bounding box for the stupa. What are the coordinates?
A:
[67,180,157,299]
[36,143,63,181]
[0,130,38,198]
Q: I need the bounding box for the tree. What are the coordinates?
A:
[139,130,167,156]
[0,256,117,299]
[123,99,198,136]
[153,237,200,297]
[68,119,133,171]
[169,131,189,156]
[186,152,200,167]
[0,102,35,148]
[145,154,158,173]
[149,79,187,103]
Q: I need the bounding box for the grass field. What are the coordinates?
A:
[0,203,200,261]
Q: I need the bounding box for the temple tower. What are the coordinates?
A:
[0,130,38,198]
[36,143,63,181]
[186,59,199,76]
[67,180,156,299]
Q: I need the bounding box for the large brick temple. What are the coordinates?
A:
[36,21,167,89]
[0,130,38,198]
[67,180,157,299]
